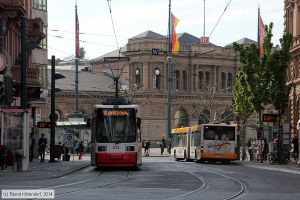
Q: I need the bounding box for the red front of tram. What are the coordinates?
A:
[91,103,142,168]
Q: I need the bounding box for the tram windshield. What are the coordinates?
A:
[96,108,136,143]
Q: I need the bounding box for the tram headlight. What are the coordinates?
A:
[98,146,106,152]
[126,146,135,151]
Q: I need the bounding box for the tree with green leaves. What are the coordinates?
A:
[232,71,254,160]
[233,23,292,157]
[233,24,273,128]
[268,31,292,141]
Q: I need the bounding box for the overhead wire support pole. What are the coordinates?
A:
[21,16,29,171]
[204,0,206,37]
[75,2,79,113]
[167,0,172,139]
[21,16,27,109]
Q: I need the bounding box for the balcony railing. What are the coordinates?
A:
[12,65,41,87]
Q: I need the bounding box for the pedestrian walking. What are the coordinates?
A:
[262,138,268,161]
[162,136,167,148]
[160,143,164,155]
[289,134,298,162]
[29,133,35,162]
[78,141,84,160]
[167,138,172,154]
[161,136,167,156]
[247,138,253,161]
[38,134,47,163]
[144,140,150,156]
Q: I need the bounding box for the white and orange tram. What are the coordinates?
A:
[90,99,142,168]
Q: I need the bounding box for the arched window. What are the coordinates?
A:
[227,73,233,91]
[205,71,210,89]
[175,70,180,90]
[153,68,161,89]
[198,71,203,90]
[135,68,141,85]
[174,108,189,127]
[182,71,187,90]
[221,72,226,90]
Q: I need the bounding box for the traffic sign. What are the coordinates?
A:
[37,121,52,128]
[152,48,159,55]
[0,53,7,72]
[200,37,209,45]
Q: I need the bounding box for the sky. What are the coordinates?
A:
[48,0,284,60]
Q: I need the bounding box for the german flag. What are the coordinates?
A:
[171,13,180,54]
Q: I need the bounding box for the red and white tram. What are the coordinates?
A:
[91,99,142,168]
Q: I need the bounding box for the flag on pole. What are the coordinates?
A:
[171,13,180,54]
[258,15,264,56]
[75,5,80,58]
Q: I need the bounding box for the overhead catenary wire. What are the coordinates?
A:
[107,0,120,51]
[49,29,129,38]
[49,34,118,48]
[208,0,233,38]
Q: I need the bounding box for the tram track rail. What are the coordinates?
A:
[167,162,249,200]
[204,170,249,200]
[54,170,130,197]
[167,172,209,200]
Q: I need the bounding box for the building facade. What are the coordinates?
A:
[285,0,300,137]
[0,0,47,149]
[88,31,238,143]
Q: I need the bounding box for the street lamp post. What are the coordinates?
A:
[49,56,56,162]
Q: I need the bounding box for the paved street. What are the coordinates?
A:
[1,150,300,200]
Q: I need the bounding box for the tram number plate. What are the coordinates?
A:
[113,146,119,150]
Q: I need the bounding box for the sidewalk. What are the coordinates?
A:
[239,160,300,174]
[0,154,90,181]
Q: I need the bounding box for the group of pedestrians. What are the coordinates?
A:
[144,136,172,156]
[29,133,86,163]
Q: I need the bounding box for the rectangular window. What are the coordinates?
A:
[40,26,47,49]
[203,126,235,141]
[33,0,47,10]
[39,64,47,88]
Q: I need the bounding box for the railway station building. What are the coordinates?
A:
[40,30,245,144]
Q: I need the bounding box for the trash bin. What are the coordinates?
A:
[63,146,70,161]
[54,145,63,160]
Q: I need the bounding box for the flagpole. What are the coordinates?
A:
[167,0,172,139]
[257,5,264,163]
[75,2,79,113]
[204,0,206,37]
[257,6,260,47]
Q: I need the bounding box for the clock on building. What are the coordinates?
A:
[135,68,140,75]
[155,68,160,75]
